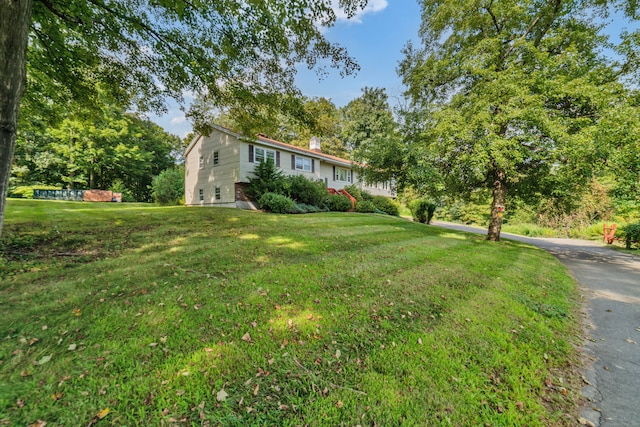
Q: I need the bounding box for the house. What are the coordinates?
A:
[184,124,394,208]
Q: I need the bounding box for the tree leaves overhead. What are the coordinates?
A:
[27,0,364,115]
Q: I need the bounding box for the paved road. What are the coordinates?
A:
[432,221,640,427]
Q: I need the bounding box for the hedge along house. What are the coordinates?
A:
[184,124,394,208]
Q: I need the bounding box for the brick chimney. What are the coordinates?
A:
[310,136,321,152]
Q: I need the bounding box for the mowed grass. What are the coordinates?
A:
[1,200,582,426]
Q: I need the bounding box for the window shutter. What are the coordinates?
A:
[312,159,315,173]
[276,151,280,167]
[349,170,352,183]
[291,154,295,170]
[249,145,254,162]
[333,166,336,181]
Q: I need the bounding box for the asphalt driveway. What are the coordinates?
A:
[432,221,640,427]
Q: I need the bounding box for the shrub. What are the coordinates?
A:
[110,179,136,202]
[325,194,352,212]
[291,203,323,214]
[247,160,285,200]
[9,185,60,199]
[259,192,296,214]
[355,200,377,213]
[372,196,400,216]
[410,199,437,224]
[622,222,640,249]
[285,175,327,207]
[343,184,372,202]
[151,167,184,205]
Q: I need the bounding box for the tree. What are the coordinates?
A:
[341,87,402,185]
[151,166,185,205]
[0,0,368,236]
[399,0,640,241]
[12,101,180,201]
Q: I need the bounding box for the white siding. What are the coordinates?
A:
[184,130,240,206]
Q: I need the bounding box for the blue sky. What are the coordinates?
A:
[150,1,422,138]
[150,1,637,139]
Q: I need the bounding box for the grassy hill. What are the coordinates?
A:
[0,200,582,426]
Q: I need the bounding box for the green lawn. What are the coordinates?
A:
[1,199,582,426]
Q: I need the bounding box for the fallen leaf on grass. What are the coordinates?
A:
[68,344,77,351]
[51,393,63,401]
[36,355,52,365]
[11,349,20,356]
[29,338,39,346]
[241,332,252,343]
[97,408,110,419]
[17,399,24,408]
[515,401,523,411]
[72,309,81,316]
[336,400,344,408]
[216,388,228,402]
[28,421,47,427]
[253,384,260,396]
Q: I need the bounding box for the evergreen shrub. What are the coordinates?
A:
[410,199,437,224]
[623,222,640,249]
[259,192,296,214]
[372,196,400,216]
[325,194,352,212]
[355,200,377,213]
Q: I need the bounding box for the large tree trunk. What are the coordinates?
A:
[487,168,506,242]
[0,0,33,237]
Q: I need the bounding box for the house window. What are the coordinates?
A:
[199,189,204,201]
[254,147,276,164]
[295,156,312,172]
[199,155,204,169]
[336,167,351,182]
[215,186,221,200]
[213,151,219,166]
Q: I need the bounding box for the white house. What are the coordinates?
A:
[184,124,394,208]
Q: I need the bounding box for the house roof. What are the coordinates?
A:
[185,123,354,168]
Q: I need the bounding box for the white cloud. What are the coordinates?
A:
[333,0,388,23]
[170,115,187,125]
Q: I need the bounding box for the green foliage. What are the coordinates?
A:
[110,179,135,202]
[246,160,285,201]
[622,222,640,249]
[409,199,438,224]
[151,167,184,205]
[398,0,639,240]
[342,184,373,202]
[14,102,180,201]
[342,87,402,186]
[371,196,400,216]
[325,194,352,212]
[440,201,491,226]
[8,185,60,199]
[283,175,327,207]
[355,200,377,213]
[258,192,296,214]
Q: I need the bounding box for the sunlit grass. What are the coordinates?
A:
[0,199,582,426]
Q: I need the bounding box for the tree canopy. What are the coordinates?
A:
[397,0,640,240]
[0,0,368,236]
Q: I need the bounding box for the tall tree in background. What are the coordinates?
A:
[0,0,368,236]
[399,0,640,241]
[341,87,402,185]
